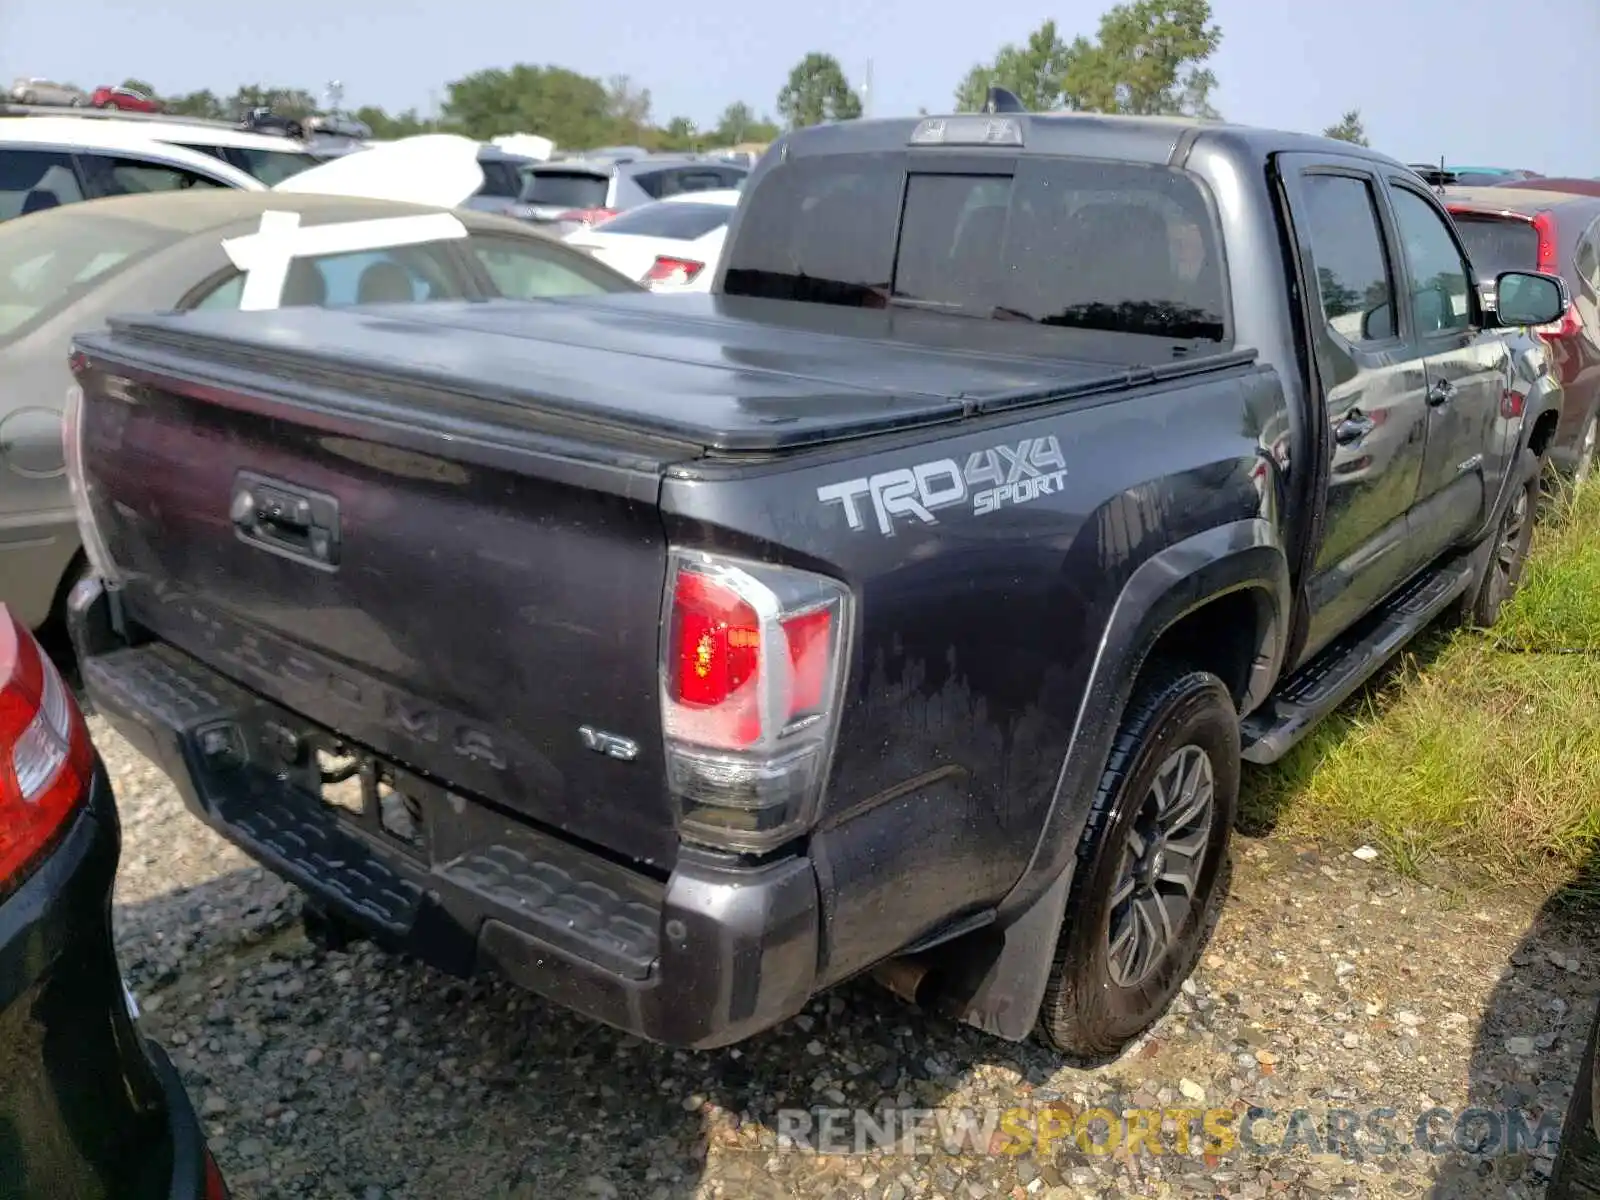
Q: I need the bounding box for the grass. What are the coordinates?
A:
[1240,481,1600,892]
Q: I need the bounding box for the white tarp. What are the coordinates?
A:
[490,134,555,162]
[271,133,485,209]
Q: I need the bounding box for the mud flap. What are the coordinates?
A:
[931,861,1076,1042]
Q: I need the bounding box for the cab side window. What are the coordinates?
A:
[1296,174,1396,344]
[1389,187,1472,335]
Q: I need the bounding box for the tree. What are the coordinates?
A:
[352,106,435,139]
[777,53,861,129]
[954,20,1070,112]
[164,89,226,120]
[604,74,653,142]
[710,101,779,146]
[1060,0,1223,117]
[119,77,157,97]
[226,85,318,119]
[1323,109,1369,147]
[441,65,614,146]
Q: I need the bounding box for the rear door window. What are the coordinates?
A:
[521,170,610,209]
[595,201,732,240]
[0,149,86,220]
[1451,215,1540,280]
[477,160,523,198]
[723,152,1228,342]
[1296,174,1397,343]
[78,153,229,197]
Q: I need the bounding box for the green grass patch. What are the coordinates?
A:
[1242,485,1600,889]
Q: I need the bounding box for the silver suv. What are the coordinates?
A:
[510,156,748,236]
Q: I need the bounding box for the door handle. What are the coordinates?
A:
[1427,378,1457,407]
[1334,412,1376,445]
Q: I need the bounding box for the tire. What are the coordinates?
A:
[1037,666,1239,1059]
[94,100,110,109]
[69,96,82,107]
[1549,1010,1600,1198]
[20,91,34,105]
[1457,448,1540,629]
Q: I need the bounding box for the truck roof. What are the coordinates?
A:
[775,110,1404,172]
[88,295,1258,453]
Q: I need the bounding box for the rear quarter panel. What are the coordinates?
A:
[663,363,1288,980]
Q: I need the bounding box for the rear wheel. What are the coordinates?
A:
[1037,667,1238,1059]
[20,91,35,105]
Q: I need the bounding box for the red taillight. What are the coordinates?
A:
[1533,211,1559,275]
[202,1149,231,1199]
[643,256,706,288]
[1537,301,1585,342]
[662,552,851,852]
[0,606,92,895]
[1501,389,1527,419]
[557,207,619,227]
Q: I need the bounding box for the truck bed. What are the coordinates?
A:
[88,293,1255,453]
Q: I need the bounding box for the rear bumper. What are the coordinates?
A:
[73,588,821,1049]
[0,758,210,1200]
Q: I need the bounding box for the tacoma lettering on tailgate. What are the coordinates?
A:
[816,436,1068,536]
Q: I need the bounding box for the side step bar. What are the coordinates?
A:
[1241,556,1476,764]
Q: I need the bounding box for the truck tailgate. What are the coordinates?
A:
[71,333,683,869]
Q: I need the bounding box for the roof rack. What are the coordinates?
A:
[0,102,248,130]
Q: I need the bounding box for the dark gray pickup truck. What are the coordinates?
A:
[64,112,1569,1058]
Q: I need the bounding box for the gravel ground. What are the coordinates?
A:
[97,715,1595,1200]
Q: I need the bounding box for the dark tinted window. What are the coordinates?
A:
[724,153,1227,341]
[635,168,739,199]
[1452,214,1539,280]
[0,149,85,221]
[1297,174,1395,343]
[598,200,732,240]
[521,170,609,209]
[1390,187,1471,334]
[477,159,523,198]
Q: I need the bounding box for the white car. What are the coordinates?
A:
[564,188,740,291]
[0,118,263,221]
[8,78,87,107]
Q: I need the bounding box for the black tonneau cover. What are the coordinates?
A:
[86,293,1255,453]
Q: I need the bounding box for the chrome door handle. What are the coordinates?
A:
[1427,378,1457,407]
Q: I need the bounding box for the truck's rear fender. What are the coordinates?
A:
[928,517,1290,1040]
[660,362,1291,986]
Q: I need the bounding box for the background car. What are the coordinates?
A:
[462,144,538,216]
[91,85,161,114]
[1446,186,1600,481]
[0,117,262,222]
[564,187,740,290]
[0,188,639,635]
[0,604,227,1200]
[510,154,747,236]
[239,107,305,140]
[7,78,87,107]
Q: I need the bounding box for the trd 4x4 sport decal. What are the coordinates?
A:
[817,436,1068,536]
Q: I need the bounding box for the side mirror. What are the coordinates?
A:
[1361,301,1395,341]
[1494,270,1568,327]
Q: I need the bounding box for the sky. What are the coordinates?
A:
[3,0,1596,174]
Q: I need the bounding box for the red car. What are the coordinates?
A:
[91,85,161,113]
[1446,186,1600,483]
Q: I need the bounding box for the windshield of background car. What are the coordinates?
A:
[0,210,173,342]
[520,169,610,209]
[1452,214,1540,280]
[722,152,1229,343]
[596,201,732,240]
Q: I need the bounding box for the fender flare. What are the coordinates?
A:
[935,517,1290,1041]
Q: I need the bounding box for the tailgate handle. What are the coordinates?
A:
[231,471,341,569]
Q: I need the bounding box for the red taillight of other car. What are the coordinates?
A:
[557,207,620,227]
[644,256,706,288]
[1530,211,1586,342]
[0,606,93,898]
